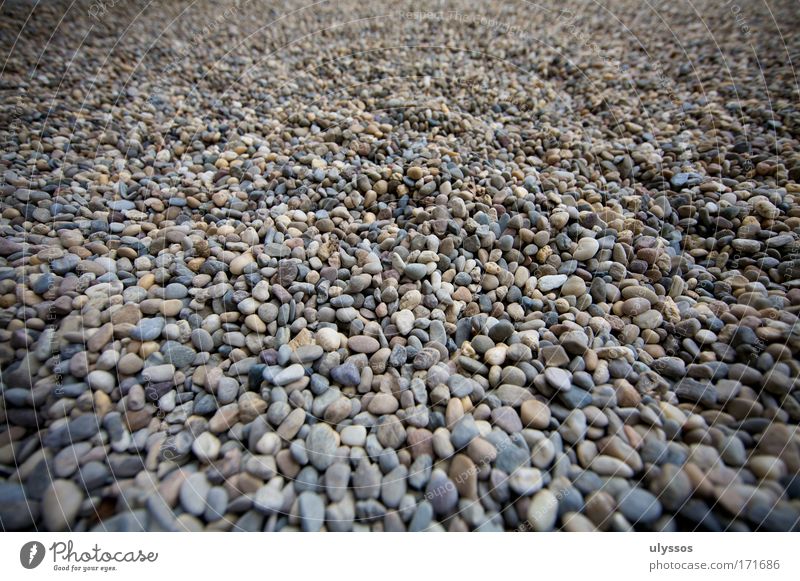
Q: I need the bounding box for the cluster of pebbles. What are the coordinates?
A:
[1,0,800,532]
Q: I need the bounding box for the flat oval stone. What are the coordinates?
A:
[347,335,379,354]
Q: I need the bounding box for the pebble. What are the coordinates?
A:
[272,364,306,386]
[368,393,399,415]
[306,423,339,470]
[394,310,415,335]
[544,367,573,391]
[330,362,361,386]
[130,318,165,341]
[298,492,325,532]
[341,425,367,447]
[573,237,600,261]
[42,480,83,531]
[316,328,340,351]
[426,470,458,516]
[617,488,663,525]
[347,335,380,354]
[538,275,567,292]
[527,489,559,531]
[521,400,552,429]
[180,473,211,517]
[254,486,284,515]
[191,329,214,352]
[192,432,221,463]
[510,468,544,496]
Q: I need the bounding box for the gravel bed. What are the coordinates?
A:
[0,0,799,531]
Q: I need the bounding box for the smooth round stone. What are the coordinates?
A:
[53,443,91,477]
[484,346,506,366]
[448,375,478,398]
[0,483,35,529]
[521,400,551,429]
[142,364,176,384]
[394,309,415,335]
[491,406,523,433]
[561,276,587,296]
[229,253,255,275]
[330,362,361,386]
[217,377,240,403]
[272,364,306,386]
[179,473,210,516]
[650,464,691,511]
[544,367,572,391]
[652,356,685,378]
[256,432,281,455]
[306,423,339,470]
[162,342,196,368]
[87,370,116,392]
[108,200,135,211]
[527,488,559,531]
[316,327,340,350]
[347,335,380,354]
[404,263,427,281]
[488,320,514,342]
[413,348,440,369]
[204,487,228,522]
[253,485,284,515]
[590,455,634,477]
[538,274,567,292]
[407,166,424,180]
[451,415,480,449]
[749,455,786,480]
[324,398,351,423]
[509,468,544,496]
[621,297,650,316]
[617,488,662,525]
[732,238,761,253]
[409,501,434,532]
[573,237,600,261]
[298,492,325,532]
[42,479,83,531]
[130,317,165,341]
[425,470,458,516]
[164,283,188,299]
[531,439,555,469]
[633,310,663,330]
[324,463,351,502]
[399,290,422,310]
[192,432,221,463]
[376,415,407,449]
[341,425,367,447]
[381,465,408,508]
[117,353,143,375]
[368,393,399,415]
[293,345,324,363]
[191,329,214,352]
